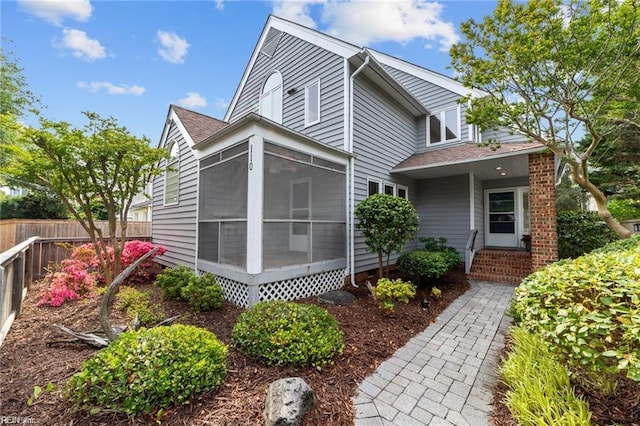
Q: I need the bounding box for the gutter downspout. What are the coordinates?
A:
[348,51,370,287]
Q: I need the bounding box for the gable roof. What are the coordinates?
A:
[224,15,483,121]
[171,105,228,144]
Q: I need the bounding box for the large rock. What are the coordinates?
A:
[317,289,355,306]
[264,377,314,426]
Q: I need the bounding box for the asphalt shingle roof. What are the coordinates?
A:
[171,105,228,144]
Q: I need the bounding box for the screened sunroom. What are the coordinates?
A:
[194,114,351,307]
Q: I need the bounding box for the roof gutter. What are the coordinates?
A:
[347,50,370,287]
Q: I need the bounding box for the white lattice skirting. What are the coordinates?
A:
[206,268,346,307]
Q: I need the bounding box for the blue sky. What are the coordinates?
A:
[2,0,497,145]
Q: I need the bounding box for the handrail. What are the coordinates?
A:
[465,229,478,274]
[0,236,39,266]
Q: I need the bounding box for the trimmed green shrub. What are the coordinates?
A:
[115,286,165,325]
[372,278,417,314]
[500,327,592,425]
[511,239,640,385]
[397,237,461,282]
[232,301,344,370]
[608,198,640,222]
[155,265,195,300]
[593,233,640,253]
[66,324,228,415]
[180,272,224,313]
[557,211,617,259]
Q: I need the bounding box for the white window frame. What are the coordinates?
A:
[397,185,408,200]
[427,105,461,146]
[164,141,180,206]
[259,72,283,124]
[367,178,381,197]
[383,182,396,196]
[305,79,321,127]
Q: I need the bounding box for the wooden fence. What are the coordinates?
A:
[0,237,36,346]
[0,219,151,252]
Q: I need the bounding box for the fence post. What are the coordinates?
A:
[12,252,25,316]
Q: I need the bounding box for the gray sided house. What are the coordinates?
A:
[152,15,559,307]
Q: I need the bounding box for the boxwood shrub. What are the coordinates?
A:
[66,324,228,415]
[397,238,460,282]
[232,301,344,370]
[155,265,195,300]
[511,237,640,385]
[180,272,224,313]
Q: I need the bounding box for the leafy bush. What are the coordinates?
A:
[232,301,344,370]
[66,324,227,415]
[592,233,640,253]
[557,211,617,259]
[431,287,442,299]
[607,198,640,222]
[372,278,416,314]
[155,265,195,300]
[115,286,165,325]
[37,259,96,307]
[180,272,224,313]
[397,237,461,282]
[354,193,419,277]
[500,327,592,425]
[511,239,640,385]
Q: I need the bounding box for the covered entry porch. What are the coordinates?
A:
[392,142,558,283]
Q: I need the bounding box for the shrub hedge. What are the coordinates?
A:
[66,325,228,415]
[557,211,617,259]
[511,237,640,385]
[232,301,343,370]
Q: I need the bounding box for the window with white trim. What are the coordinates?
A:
[367,179,381,197]
[384,183,395,196]
[427,105,461,145]
[305,79,320,127]
[397,185,408,200]
[260,72,283,124]
[164,141,179,205]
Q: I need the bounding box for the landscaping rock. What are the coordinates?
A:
[264,377,314,426]
[317,290,355,306]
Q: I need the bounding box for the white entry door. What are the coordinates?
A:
[289,179,310,252]
[485,188,530,248]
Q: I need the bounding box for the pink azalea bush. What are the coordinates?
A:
[37,259,96,307]
[37,240,166,307]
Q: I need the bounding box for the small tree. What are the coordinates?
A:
[355,193,419,278]
[450,0,639,239]
[6,112,168,284]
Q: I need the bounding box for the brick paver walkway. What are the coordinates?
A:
[353,281,515,425]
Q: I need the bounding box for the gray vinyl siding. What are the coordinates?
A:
[414,174,470,259]
[482,127,528,143]
[151,123,198,269]
[483,176,529,190]
[228,33,346,150]
[382,65,471,152]
[352,75,419,273]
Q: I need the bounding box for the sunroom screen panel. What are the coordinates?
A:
[199,153,248,220]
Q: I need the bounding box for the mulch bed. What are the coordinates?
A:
[1,269,469,425]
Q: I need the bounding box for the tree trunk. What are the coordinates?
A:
[100,246,159,341]
[570,165,632,239]
[377,251,384,280]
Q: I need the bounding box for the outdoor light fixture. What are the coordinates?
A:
[500,172,507,176]
[287,88,297,95]
[421,298,429,310]
[495,166,502,170]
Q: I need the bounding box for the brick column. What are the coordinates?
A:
[529,152,558,270]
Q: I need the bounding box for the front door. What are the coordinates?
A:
[289,178,310,252]
[485,188,530,248]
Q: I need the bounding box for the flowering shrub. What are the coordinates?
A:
[37,259,96,307]
[37,240,167,307]
[74,240,166,285]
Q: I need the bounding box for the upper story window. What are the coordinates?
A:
[164,141,180,205]
[260,72,283,124]
[305,79,320,127]
[427,105,461,146]
[367,178,381,197]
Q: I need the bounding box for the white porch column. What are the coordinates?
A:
[246,135,264,274]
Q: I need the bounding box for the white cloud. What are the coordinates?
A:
[77,81,146,95]
[214,97,230,111]
[18,0,92,26]
[54,28,106,61]
[271,0,459,52]
[271,0,323,29]
[156,30,190,64]
[177,92,207,109]
[214,0,224,11]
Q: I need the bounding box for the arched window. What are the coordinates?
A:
[164,141,179,205]
[259,72,282,124]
